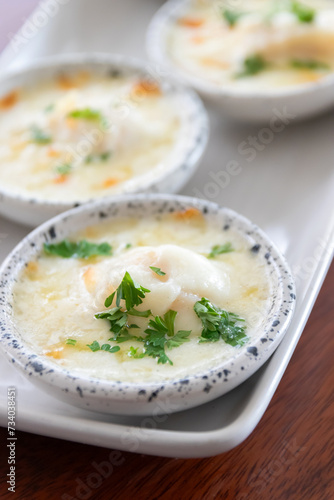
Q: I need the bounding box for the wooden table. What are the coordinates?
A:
[0,3,333,499]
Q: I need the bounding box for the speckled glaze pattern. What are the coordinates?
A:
[0,195,296,416]
[146,0,334,122]
[0,53,209,226]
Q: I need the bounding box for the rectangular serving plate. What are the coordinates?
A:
[0,0,333,458]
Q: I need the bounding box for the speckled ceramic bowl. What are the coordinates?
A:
[0,53,208,227]
[0,194,296,416]
[147,0,334,123]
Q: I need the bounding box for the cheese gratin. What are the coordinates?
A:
[0,72,180,202]
[13,209,272,383]
[167,0,334,91]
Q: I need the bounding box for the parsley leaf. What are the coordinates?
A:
[222,9,243,27]
[103,271,150,310]
[166,330,191,349]
[87,340,101,352]
[68,108,103,121]
[236,55,268,78]
[44,240,112,259]
[291,59,329,70]
[44,103,54,113]
[55,163,72,176]
[87,340,120,353]
[194,298,248,347]
[291,1,315,23]
[144,311,191,365]
[150,266,166,276]
[208,242,234,259]
[128,346,145,359]
[30,125,52,144]
[85,151,111,164]
[65,339,77,346]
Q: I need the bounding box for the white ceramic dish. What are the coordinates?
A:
[0,194,295,416]
[146,0,334,123]
[0,53,208,227]
[0,0,333,458]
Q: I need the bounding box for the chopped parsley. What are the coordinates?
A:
[68,108,103,121]
[143,311,191,365]
[103,271,150,310]
[291,1,315,23]
[65,339,77,346]
[44,239,112,259]
[85,151,111,164]
[149,266,166,276]
[236,55,268,78]
[128,346,145,359]
[55,163,72,176]
[291,59,330,70]
[208,242,234,259]
[30,125,52,145]
[222,9,244,27]
[125,243,132,250]
[194,298,248,347]
[87,340,120,353]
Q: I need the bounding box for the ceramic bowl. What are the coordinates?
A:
[0,194,296,416]
[0,53,208,227]
[146,0,334,123]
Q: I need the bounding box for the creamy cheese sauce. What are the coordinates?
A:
[0,72,180,201]
[167,0,334,91]
[13,210,273,383]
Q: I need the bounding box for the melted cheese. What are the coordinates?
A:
[167,0,334,91]
[13,212,272,383]
[0,73,180,201]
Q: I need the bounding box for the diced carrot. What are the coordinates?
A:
[58,74,76,90]
[0,90,19,110]
[47,148,61,158]
[178,17,204,28]
[53,174,68,184]
[66,117,78,129]
[174,207,202,220]
[132,79,161,99]
[102,178,119,188]
[44,347,64,359]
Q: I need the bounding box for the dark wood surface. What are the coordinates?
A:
[0,3,333,499]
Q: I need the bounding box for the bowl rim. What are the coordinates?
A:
[146,0,334,100]
[0,193,296,403]
[0,51,209,208]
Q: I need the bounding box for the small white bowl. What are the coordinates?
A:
[0,194,296,416]
[147,0,334,123]
[0,53,208,227]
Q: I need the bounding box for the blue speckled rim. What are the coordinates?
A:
[0,53,209,212]
[146,0,334,99]
[0,194,296,413]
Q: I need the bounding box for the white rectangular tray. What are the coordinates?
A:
[0,0,333,458]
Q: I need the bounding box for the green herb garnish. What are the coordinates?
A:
[65,339,77,346]
[149,266,166,276]
[208,242,234,259]
[103,271,150,310]
[44,240,112,259]
[68,108,103,121]
[291,1,315,23]
[30,125,52,144]
[87,340,120,353]
[55,163,72,176]
[144,311,191,365]
[291,59,329,70]
[236,55,268,78]
[194,297,248,347]
[128,346,145,359]
[85,151,111,164]
[222,9,243,27]
[125,243,132,250]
